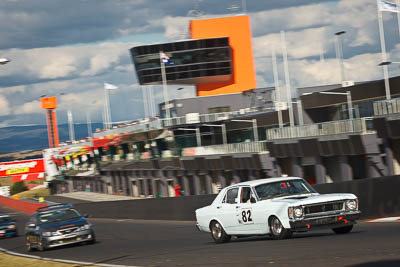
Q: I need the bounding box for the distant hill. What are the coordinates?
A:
[0,123,103,154]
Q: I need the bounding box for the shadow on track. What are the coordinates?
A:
[350,259,400,267]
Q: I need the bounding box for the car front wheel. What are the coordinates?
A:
[26,237,34,252]
[332,225,353,234]
[210,221,231,244]
[37,238,46,251]
[269,216,292,240]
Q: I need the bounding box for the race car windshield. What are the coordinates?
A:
[38,208,82,224]
[255,179,317,200]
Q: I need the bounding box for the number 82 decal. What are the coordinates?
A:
[241,208,253,224]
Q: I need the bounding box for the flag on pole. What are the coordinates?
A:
[104,82,118,90]
[160,52,174,65]
[378,0,400,13]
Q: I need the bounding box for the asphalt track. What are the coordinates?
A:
[1,205,400,267]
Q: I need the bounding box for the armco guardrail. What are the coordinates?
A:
[0,196,48,214]
[73,175,400,221]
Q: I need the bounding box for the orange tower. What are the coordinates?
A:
[41,96,60,148]
[190,15,257,96]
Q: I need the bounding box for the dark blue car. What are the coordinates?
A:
[25,204,95,251]
[0,214,17,238]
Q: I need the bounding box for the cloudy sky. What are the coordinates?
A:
[1,0,400,127]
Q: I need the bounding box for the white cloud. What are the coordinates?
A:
[0,42,139,82]
[13,100,41,115]
[0,95,10,116]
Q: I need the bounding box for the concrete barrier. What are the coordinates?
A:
[0,196,48,214]
[314,175,400,219]
[73,175,400,221]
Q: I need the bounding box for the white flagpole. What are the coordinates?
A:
[142,86,148,119]
[104,88,113,129]
[160,51,171,121]
[107,88,113,128]
[103,88,109,129]
[149,85,156,117]
[102,108,106,129]
[67,110,75,141]
[271,47,283,128]
[377,0,392,100]
[86,112,92,137]
[280,30,294,127]
[396,0,400,38]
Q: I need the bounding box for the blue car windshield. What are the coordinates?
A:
[255,179,317,200]
[38,208,81,224]
[0,216,12,224]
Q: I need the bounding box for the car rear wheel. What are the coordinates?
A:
[269,216,292,240]
[210,221,231,244]
[332,225,353,234]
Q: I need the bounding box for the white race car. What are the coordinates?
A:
[195,177,360,243]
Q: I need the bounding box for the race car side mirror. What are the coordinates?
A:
[250,197,256,203]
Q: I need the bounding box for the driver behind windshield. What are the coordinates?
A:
[255,179,316,200]
[38,209,81,224]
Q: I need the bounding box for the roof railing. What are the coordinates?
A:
[265,118,375,140]
[373,98,400,116]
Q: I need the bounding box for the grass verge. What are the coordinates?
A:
[14,188,50,199]
[0,252,76,267]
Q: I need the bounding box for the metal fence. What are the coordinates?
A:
[373,98,400,116]
[94,106,276,137]
[192,141,268,155]
[266,118,375,140]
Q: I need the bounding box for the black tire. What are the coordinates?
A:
[37,238,46,251]
[210,221,231,244]
[26,237,34,252]
[269,216,292,240]
[332,225,353,234]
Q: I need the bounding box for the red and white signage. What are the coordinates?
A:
[0,159,45,180]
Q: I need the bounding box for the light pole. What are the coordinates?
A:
[334,31,346,85]
[203,124,227,145]
[178,128,201,147]
[280,31,295,127]
[0,58,10,65]
[378,61,400,66]
[378,61,400,101]
[231,119,258,142]
[302,91,353,120]
[160,51,171,121]
[271,47,283,128]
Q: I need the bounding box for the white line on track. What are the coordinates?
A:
[0,247,141,267]
[366,216,400,222]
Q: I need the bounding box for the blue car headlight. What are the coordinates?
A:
[79,224,91,231]
[42,231,52,237]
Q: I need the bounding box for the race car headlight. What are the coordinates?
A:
[79,224,91,231]
[294,207,304,218]
[7,225,16,229]
[345,199,358,211]
[42,231,52,237]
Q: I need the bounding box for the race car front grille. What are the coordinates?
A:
[58,227,79,235]
[304,201,344,216]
